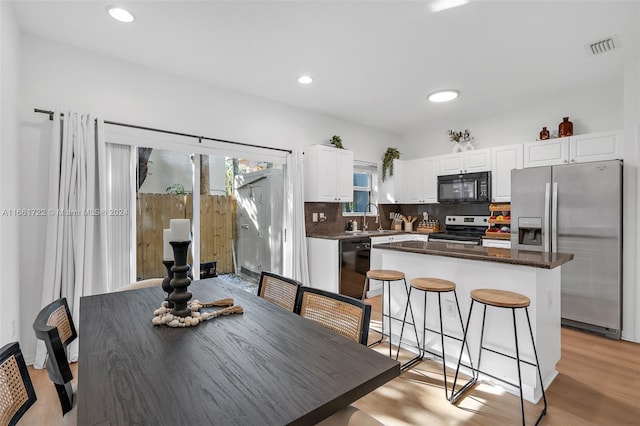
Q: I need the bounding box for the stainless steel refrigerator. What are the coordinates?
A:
[511,160,622,339]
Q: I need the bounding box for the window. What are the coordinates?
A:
[343,163,378,216]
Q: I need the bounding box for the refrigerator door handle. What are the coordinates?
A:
[544,183,551,252]
[552,182,558,252]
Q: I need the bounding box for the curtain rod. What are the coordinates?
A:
[34,108,293,154]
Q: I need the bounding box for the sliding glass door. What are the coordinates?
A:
[136,148,193,280]
[135,147,285,281]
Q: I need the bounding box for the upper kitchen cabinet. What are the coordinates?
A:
[439,148,492,175]
[404,156,439,203]
[304,145,354,202]
[523,130,622,167]
[491,144,523,202]
[379,158,405,203]
[569,130,622,163]
[523,137,570,167]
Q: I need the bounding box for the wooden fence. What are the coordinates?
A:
[136,193,236,279]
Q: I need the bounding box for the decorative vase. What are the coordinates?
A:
[558,117,573,137]
[539,127,550,140]
[169,240,193,317]
[161,260,175,308]
[452,142,464,153]
[463,141,475,151]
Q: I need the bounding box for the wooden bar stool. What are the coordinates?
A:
[396,278,476,397]
[450,289,547,425]
[363,269,420,369]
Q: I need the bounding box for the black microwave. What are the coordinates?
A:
[437,171,491,203]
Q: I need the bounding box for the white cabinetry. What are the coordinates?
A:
[379,159,405,204]
[439,148,492,175]
[491,144,523,202]
[523,130,622,168]
[569,130,622,163]
[405,157,439,204]
[523,138,569,167]
[304,145,354,202]
[307,238,339,293]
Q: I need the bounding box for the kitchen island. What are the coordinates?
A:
[372,240,573,403]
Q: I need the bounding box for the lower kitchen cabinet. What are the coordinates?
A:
[307,238,339,293]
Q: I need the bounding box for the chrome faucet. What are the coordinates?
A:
[362,203,382,231]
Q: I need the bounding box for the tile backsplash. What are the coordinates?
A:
[305,202,491,235]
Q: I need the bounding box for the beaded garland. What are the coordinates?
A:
[152,298,243,328]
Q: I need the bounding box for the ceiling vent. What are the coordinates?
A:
[585,35,620,56]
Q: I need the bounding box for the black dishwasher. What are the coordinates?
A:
[339,238,370,299]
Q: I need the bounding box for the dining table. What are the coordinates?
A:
[77,277,400,425]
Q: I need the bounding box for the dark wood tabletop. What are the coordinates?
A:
[78,278,399,425]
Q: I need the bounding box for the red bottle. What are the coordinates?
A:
[559,117,573,137]
[539,127,550,140]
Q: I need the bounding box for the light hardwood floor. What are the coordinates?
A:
[19,295,640,425]
[357,296,640,425]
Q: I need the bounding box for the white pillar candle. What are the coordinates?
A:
[163,229,173,261]
[170,218,191,242]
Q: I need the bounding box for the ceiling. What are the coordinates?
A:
[11,1,639,136]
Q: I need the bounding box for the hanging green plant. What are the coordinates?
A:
[381,147,400,182]
[329,135,344,149]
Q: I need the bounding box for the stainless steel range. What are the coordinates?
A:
[428,215,489,245]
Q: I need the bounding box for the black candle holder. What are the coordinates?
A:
[161,260,175,308]
[169,241,192,317]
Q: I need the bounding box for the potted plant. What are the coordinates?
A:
[381,147,400,182]
[329,135,344,149]
[447,129,473,143]
[447,129,474,152]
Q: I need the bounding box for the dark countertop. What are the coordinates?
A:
[373,240,573,269]
[307,230,420,240]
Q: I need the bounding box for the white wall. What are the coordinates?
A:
[0,2,21,347]
[401,81,624,158]
[630,7,640,344]
[15,35,399,362]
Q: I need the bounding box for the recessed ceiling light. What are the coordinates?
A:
[428,90,459,103]
[108,6,135,23]
[298,75,313,85]
[429,0,469,13]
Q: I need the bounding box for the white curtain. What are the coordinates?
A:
[284,149,310,284]
[105,143,134,289]
[35,111,110,367]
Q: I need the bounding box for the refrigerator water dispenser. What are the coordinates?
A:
[518,217,542,247]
